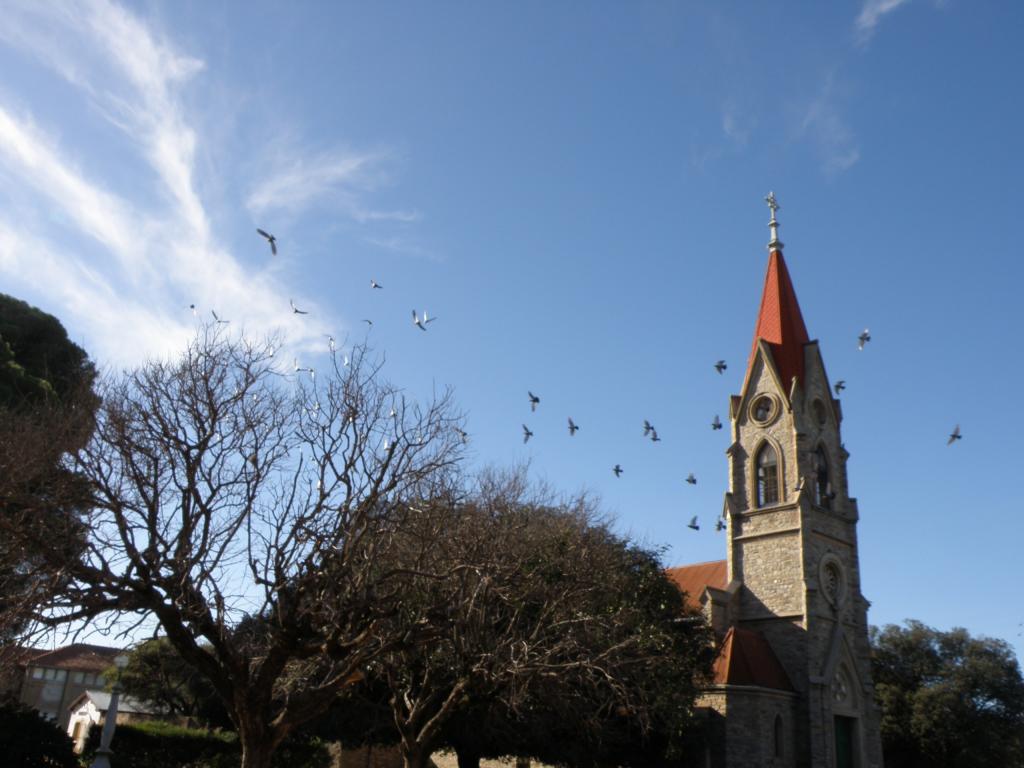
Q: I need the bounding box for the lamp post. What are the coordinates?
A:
[90,652,130,768]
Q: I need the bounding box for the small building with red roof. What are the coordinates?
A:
[14,642,123,729]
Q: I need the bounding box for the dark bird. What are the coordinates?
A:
[454,427,469,444]
[643,419,654,437]
[290,299,308,315]
[686,473,697,485]
[947,424,962,446]
[711,414,723,430]
[858,328,871,350]
[834,380,846,394]
[522,424,533,444]
[687,516,700,531]
[650,428,661,443]
[715,519,726,532]
[362,319,373,327]
[370,279,383,289]
[568,417,579,436]
[211,309,229,324]
[613,464,623,478]
[528,391,540,412]
[189,303,196,316]
[715,360,727,375]
[256,228,277,255]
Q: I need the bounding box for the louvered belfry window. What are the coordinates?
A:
[756,443,779,506]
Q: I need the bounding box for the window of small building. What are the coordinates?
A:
[814,445,832,509]
[31,667,43,679]
[72,671,84,684]
[756,443,780,506]
[774,714,784,758]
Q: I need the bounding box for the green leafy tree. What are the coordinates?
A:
[871,620,1024,768]
[0,294,96,644]
[0,699,79,767]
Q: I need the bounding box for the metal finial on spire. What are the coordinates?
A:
[765,191,784,252]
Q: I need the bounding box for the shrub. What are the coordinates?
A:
[0,700,78,768]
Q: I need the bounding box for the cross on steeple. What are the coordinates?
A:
[765,191,784,252]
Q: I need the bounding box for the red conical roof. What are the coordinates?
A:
[747,249,810,392]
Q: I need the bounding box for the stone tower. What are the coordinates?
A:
[721,194,883,767]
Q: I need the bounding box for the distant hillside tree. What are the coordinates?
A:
[871,620,1024,768]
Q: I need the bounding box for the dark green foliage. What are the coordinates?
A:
[0,292,95,410]
[871,620,1024,768]
[80,720,332,768]
[114,638,232,729]
[0,699,79,767]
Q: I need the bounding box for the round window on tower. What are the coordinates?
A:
[819,554,847,608]
[750,394,778,425]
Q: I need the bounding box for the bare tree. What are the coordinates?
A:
[372,470,714,768]
[28,326,465,768]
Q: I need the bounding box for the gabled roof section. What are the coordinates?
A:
[712,626,794,691]
[746,250,810,396]
[27,643,121,672]
[68,689,165,716]
[665,560,727,613]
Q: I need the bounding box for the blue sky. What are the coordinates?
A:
[1,0,1021,656]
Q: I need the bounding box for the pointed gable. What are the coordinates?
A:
[712,626,794,691]
[746,250,810,395]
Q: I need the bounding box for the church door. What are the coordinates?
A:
[834,716,856,768]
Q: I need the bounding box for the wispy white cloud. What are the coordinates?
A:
[363,236,438,261]
[0,0,338,366]
[799,75,860,175]
[721,104,754,148]
[246,147,421,224]
[855,0,912,45]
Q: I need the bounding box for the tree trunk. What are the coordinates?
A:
[237,714,277,768]
[401,743,433,768]
[455,747,481,768]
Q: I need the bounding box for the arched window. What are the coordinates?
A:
[774,714,784,758]
[756,443,779,507]
[814,445,833,509]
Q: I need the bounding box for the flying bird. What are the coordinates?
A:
[325,335,336,352]
[687,516,700,531]
[293,359,315,381]
[413,309,437,331]
[715,360,727,375]
[568,417,579,436]
[528,391,540,412]
[650,428,661,443]
[834,380,846,394]
[686,473,697,485]
[947,424,962,445]
[643,419,654,437]
[858,328,871,350]
[256,228,277,255]
[454,427,469,444]
[715,519,726,532]
[211,310,229,324]
[711,414,722,431]
[522,424,533,444]
[189,303,196,316]
[362,319,374,327]
[613,464,623,478]
[370,279,383,289]
[290,299,308,315]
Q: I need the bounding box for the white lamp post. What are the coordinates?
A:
[90,652,130,768]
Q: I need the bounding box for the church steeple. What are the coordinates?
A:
[744,194,810,396]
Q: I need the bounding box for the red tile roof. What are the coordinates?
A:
[27,643,122,672]
[746,250,810,396]
[712,626,793,691]
[665,559,727,612]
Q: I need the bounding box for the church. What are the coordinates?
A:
[667,195,884,768]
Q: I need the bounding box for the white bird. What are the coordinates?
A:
[858,328,871,350]
[326,335,336,352]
